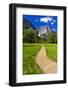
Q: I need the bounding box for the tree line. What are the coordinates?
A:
[23,28,57,43]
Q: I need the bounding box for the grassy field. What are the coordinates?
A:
[23,44,43,75]
[45,44,57,62]
[23,43,57,75]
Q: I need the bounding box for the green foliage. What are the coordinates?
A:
[45,44,57,62]
[23,44,43,75]
[36,37,47,43]
[23,29,57,44]
[47,33,57,43]
[23,29,47,43]
[23,29,37,43]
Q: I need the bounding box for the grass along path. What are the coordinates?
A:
[35,45,57,74]
[45,44,57,62]
[23,44,43,75]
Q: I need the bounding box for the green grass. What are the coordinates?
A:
[23,44,43,75]
[45,44,57,62]
[23,43,57,75]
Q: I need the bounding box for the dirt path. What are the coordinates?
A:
[35,45,57,74]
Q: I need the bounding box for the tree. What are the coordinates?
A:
[47,32,57,43]
[23,29,37,43]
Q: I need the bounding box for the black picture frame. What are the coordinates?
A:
[9,3,66,86]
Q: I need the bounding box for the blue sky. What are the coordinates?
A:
[23,15,57,32]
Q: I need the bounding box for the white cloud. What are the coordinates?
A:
[51,19,57,25]
[48,17,52,21]
[40,17,52,23]
[51,22,54,25]
[40,17,48,22]
[53,19,56,22]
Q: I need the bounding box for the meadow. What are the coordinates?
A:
[23,43,57,75]
[23,44,43,75]
[45,44,57,62]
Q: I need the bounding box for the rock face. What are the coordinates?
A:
[23,19,57,41]
[38,26,55,40]
[23,18,36,30]
[38,26,48,36]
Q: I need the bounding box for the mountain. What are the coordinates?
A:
[23,18,36,30]
[23,19,57,42]
[37,26,56,40]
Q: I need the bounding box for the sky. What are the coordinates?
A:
[23,15,57,32]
